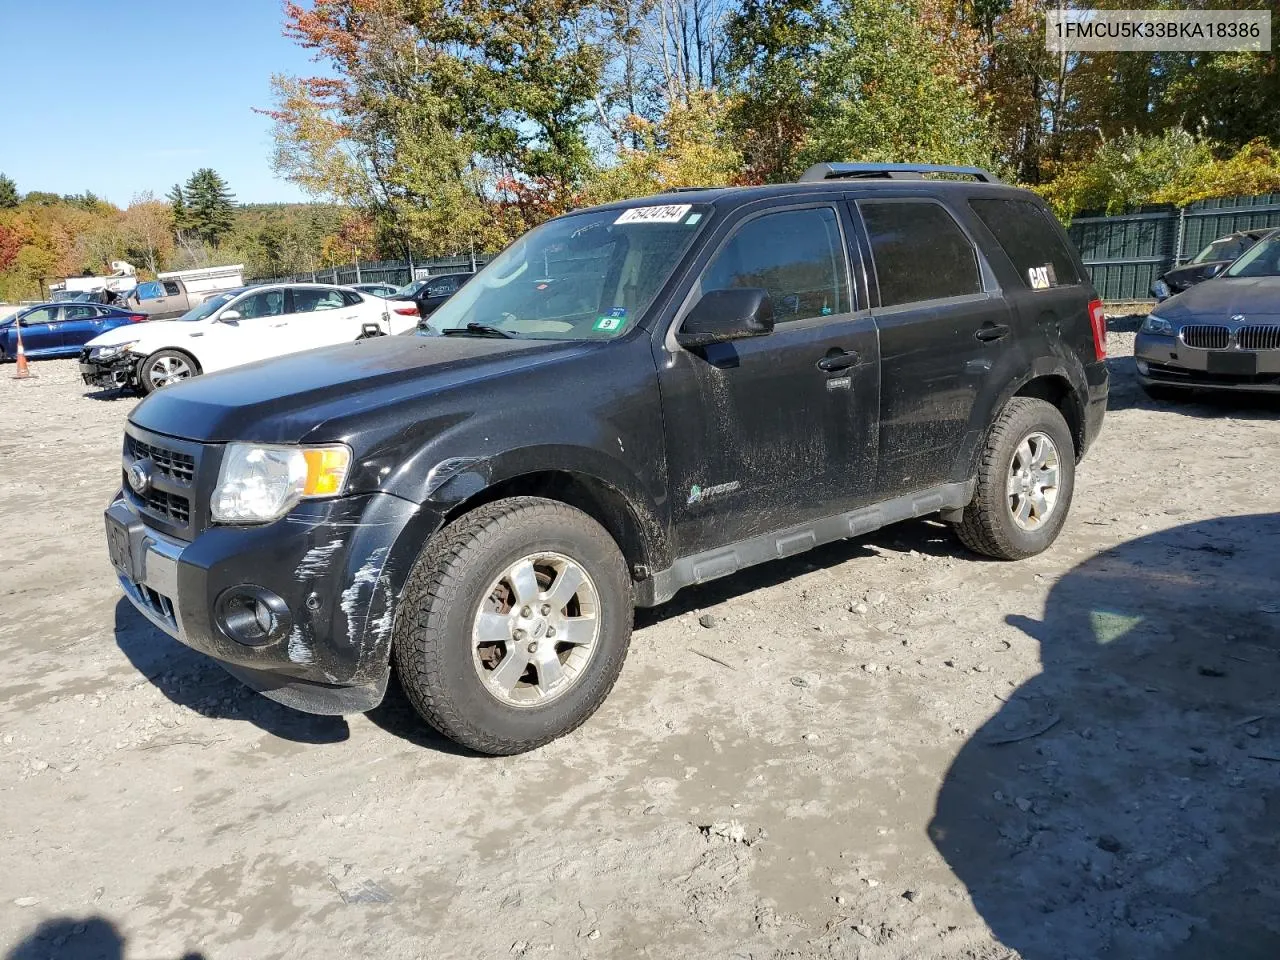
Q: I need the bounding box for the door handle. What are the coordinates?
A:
[270,322,289,328]
[975,323,1010,342]
[816,349,860,372]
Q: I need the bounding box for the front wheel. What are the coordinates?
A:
[951,397,1076,560]
[393,496,633,755]
[137,349,199,396]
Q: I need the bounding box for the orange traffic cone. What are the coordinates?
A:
[12,325,33,380]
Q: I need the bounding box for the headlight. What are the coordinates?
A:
[1140,314,1175,336]
[92,341,138,360]
[210,443,352,524]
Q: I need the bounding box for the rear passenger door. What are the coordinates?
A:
[287,287,364,349]
[855,197,1014,497]
[58,304,106,349]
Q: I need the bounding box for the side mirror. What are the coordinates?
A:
[676,288,775,348]
[1203,261,1226,278]
[218,310,242,323]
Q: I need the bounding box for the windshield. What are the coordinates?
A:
[178,292,235,322]
[1191,236,1248,264]
[395,279,428,297]
[1224,233,1280,278]
[423,203,711,340]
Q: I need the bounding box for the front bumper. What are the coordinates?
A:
[1134,332,1280,393]
[80,351,139,390]
[106,490,433,714]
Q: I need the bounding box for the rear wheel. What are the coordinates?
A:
[951,397,1075,560]
[393,496,633,755]
[137,349,199,396]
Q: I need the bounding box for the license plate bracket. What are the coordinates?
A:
[105,513,135,580]
[1207,352,1257,376]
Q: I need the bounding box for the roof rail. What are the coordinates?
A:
[798,162,1001,184]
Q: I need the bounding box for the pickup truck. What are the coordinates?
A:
[104,164,1108,755]
[131,265,245,320]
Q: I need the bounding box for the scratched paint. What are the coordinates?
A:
[340,547,390,642]
[293,539,344,580]
[286,626,313,664]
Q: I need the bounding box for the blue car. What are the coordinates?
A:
[0,302,147,361]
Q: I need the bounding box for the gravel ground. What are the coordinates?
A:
[1,329,1278,960]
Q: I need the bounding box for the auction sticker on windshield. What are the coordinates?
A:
[614,204,692,225]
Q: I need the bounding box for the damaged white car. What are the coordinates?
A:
[80,283,420,394]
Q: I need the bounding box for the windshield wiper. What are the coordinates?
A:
[440,322,514,339]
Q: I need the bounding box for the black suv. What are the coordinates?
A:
[104,163,1108,754]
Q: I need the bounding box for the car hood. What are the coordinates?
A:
[1157,276,1280,322]
[86,318,203,348]
[128,333,596,443]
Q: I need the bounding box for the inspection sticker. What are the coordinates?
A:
[614,204,692,225]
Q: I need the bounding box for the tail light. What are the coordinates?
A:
[392,303,419,316]
[126,313,147,323]
[1087,298,1107,361]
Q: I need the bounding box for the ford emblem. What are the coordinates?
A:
[127,460,153,495]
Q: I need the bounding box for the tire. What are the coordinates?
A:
[393,496,633,755]
[1140,383,1187,404]
[137,349,200,396]
[951,397,1076,561]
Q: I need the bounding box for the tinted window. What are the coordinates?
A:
[427,276,461,296]
[699,207,849,323]
[235,290,286,318]
[968,198,1080,289]
[64,305,98,320]
[341,290,364,307]
[861,201,981,307]
[163,281,181,296]
[292,288,346,312]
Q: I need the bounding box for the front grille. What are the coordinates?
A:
[143,489,191,526]
[1181,325,1230,349]
[122,425,211,540]
[129,436,195,483]
[1239,324,1280,350]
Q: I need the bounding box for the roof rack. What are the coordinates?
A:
[798,162,1001,184]
[658,186,719,193]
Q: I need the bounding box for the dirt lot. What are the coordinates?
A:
[1,328,1278,960]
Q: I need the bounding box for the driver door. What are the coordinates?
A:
[654,202,881,556]
[197,289,291,372]
[15,306,61,356]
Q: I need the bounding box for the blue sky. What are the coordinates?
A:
[0,1,324,205]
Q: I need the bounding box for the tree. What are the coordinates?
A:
[801,0,993,171]
[182,169,236,247]
[122,193,174,274]
[0,174,17,209]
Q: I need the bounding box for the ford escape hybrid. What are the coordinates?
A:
[105,163,1108,754]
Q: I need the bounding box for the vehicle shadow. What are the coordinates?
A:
[4,914,205,960]
[1106,353,1280,416]
[929,513,1280,959]
[81,388,134,402]
[636,516,976,627]
[113,598,350,745]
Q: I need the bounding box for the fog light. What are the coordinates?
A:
[215,586,292,646]
[1135,360,1149,375]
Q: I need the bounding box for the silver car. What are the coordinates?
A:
[1135,231,1280,399]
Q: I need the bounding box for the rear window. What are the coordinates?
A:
[860,200,982,307]
[968,198,1080,289]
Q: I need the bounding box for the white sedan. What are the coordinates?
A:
[80,283,420,394]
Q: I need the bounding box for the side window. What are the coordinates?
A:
[292,288,346,313]
[64,305,97,320]
[136,281,163,301]
[163,281,181,297]
[968,198,1080,289]
[341,290,364,307]
[698,207,849,323]
[428,276,460,297]
[19,307,57,326]
[235,290,286,319]
[860,200,982,307]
